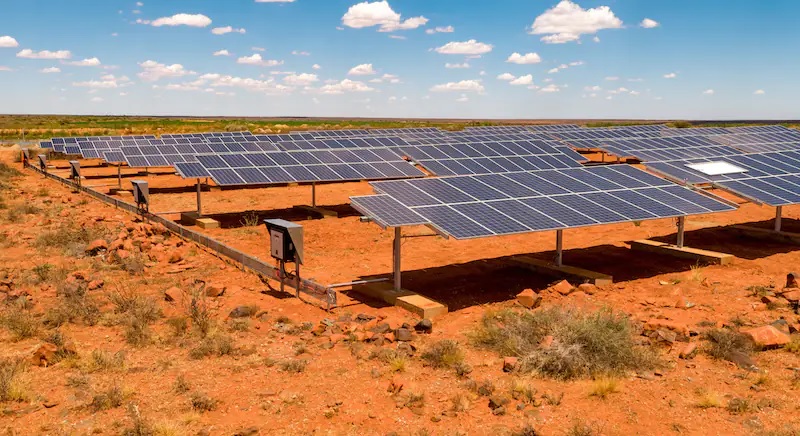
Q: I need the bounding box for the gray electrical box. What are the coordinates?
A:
[38,154,47,171]
[21,149,30,163]
[69,161,81,180]
[131,180,149,210]
[264,219,303,264]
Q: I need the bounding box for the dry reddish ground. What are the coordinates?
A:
[1,153,800,435]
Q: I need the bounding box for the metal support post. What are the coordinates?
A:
[775,206,783,232]
[311,182,317,208]
[393,227,402,291]
[196,179,202,216]
[295,263,301,298]
[676,216,686,248]
[117,165,122,189]
[555,230,563,267]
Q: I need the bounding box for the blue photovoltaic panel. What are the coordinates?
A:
[350,194,429,227]
[357,165,736,239]
[174,162,210,178]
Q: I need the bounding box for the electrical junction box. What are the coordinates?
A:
[264,219,303,264]
[131,180,149,208]
[69,161,81,179]
[38,155,47,170]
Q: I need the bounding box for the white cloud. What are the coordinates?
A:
[91,97,104,103]
[592,36,600,43]
[479,70,486,76]
[445,62,469,69]
[584,85,601,91]
[530,0,622,44]
[548,61,584,74]
[506,52,541,65]
[136,2,143,6]
[17,49,71,60]
[434,39,493,55]
[0,66,12,71]
[312,64,321,70]
[539,84,561,93]
[211,26,246,35]
[640,18,660,28]
[605,76,619,81]
[40,67,61,74]
[702,89,714,95]
[510,74,533,86]
[348,63,377,75]
[342,1,428,32]
[430,79,484,93]
[283,73,318,86]
[74,74,133,89]
[754,89,765,95]
[66,57,102,67]
[291,50,310,56]
[237,53,284,67]
[138,60,195,81]
[145,13,212,27]
[213,49,230,56]
[629,90,640,96]
[663,72,677,79]
[456,94,469,103]
[319,79,375,94]
[368,73,400,84]
[497,73,515,81]
[0,36,19,48]
[426,26,454,34]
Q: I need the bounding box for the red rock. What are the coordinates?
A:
[329,334,346,344]
[539,335,554,349]
[679,343,698,359]
[743,325,790,349]
[311,324,327,336]
[786,272,799,289]
[352,332,366,342]
[577,283,597,295]
[87,280,104,291]
[675,296,690,309]
[168,251,183,264]
[383,332,395,343]
[644,319,689,337]
[789,323,800,334]
[761,296,780,305]
[117,230,128,241]
[122,240,134,252]
[362,319,378,331]
[781,290,800,302]
[69,271,88,281]
[551,280,574,296]
[115,249,131,260]
[30,343,58,367]
[516,289,541,309]
[164,287,181,302]
[85,239,108,255]
[205,283,225,297]
[502,357,518,373]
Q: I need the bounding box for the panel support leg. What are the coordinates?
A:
[196,179,202,216]
[677,216,686,248]
[555,230,563,267]
[775,206,783,232]
[117,165,122,189]
[311,182,317,208]
[393,227,402,292]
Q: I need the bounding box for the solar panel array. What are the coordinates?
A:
[352,165,736,238]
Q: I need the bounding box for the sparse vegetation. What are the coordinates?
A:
[471,307,658,380]
[421,339,465,370]
[566,420,597,436]
[0,359,28,402]
[88,349,126,372]
[510,379,538,404]
[279,359,308,373]
[727,397,754,415]
[188,332,234,359]
[511,423,538,436]
[589,378,619,399]
[35,222,110,256]
[108,288,162,347]
[786,335,800,353]
[190,392,217,412]
[696,391,723,409]
[450,392,471,413]
[1,299,39,340]
[91,384,126,411]
[704,328,753,360]
[44,281,102,326]
[173,375,190,394]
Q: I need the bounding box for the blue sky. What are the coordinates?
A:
[0,0,797,119]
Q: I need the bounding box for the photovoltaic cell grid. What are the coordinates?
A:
[352,165,736,238]
[277,136,412,151]
[176,147,426,186]
[646,150,800,207]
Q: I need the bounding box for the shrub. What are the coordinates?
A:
[189,288,215,338]
[727,397,754,415]
[108,289,162,347]
[471,307,658,380]
[279,359,308,373]
[704,329,753,360]
[1,300,39,340]
[450,392,471,413]
[421,340,464,370]
[91,385,125,411]
[188,333,234,359]
[30,263,66,285]
[696,391,723,409]
[190,392,217,412]
[44,281,101,326]
[89,349,126,372]
[589,378,619,399]
[0,359,28,402]
[510,379,537,404]
[174,375,190,394]
[166,317,189,337]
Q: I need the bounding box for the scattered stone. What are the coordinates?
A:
[577,283,597,295]
[205,283,225,298]
[488,395,510,411]
[502,357,518,373]
[644,319,689,337]
[234,428,259,436]
[551,280,574,296]
[85,239,108,256]
[516,289,541,309]
[727,350,758,371]
[396,342,416,356]
[790,323,800,334]
[414,319,433,334]
[679,343,698,359]
[329,334,346,344]
[355,313,376,322]
[164,287,180,303]
[651,329,677,345]
[431,415,442,423]
[29,343,58,367]
[782,290,800,302]
[229,306,257,318]
[371,323,391,334]
[786,272,799,289]
[87,279,104,291]
[42,401,58,409]
[395,328,413,342]
[675,296,690,309]
[743,325,790,349]
[771,319,790,334]
[311,324,328,336]
[491,406,506,416]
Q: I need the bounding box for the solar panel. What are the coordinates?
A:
[350,194,429,227]
[360,165,736,238]
[174,162,210,179]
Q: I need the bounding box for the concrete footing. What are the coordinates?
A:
[731,225,800,245]
[508,255,613,286]
[630,239,734,265]
[352,282,448,319]
[196,218,220,229]
[180,212,200,226]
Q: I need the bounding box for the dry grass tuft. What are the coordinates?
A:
[1,299,39,341]
[703,328,753,360]
[190,392,217,412]
[0,359,28,402]
[696,391,723,409]
[589,378,619,399]
[421,339,465,370]
[91,384,126,411]
[45,281,101,327]
[279,359,308,373]
[727,397,755,415]
[188,332,234,359]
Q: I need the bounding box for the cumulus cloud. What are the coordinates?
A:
[74,74,133,88]
[291,50,310,56]
[312,64,321,70]
[426,26,454,34]
[456,94,469,103]
[66,57,102,67]
[283,73,318,86]
[319,79,375,94]
[237,53,284,67]
[445,62,469,69]
[142,13,212,27]
[754,89,765,95]
[342,1,428,32]
[530,0,622,44]
[510,74,533,86]
[197,73,292,94]
[506,52,541,65]
[213,50,230,56]
[348,63,377,75]
[640,18,659,28]
[702,89,714,95]
[434,39,493,55]
[40,67,61,74]
[211,26,246,35]
[137,60,195,81]
[430,79,484,93]
[663,72,677,79]
[368,73,400,84]
[548,61,584,74]
[17,49,71,60]
[0,36,19,48]
[497,73,515,81]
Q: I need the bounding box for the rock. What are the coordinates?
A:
[679,343,698,359]
[551,280,574,296]
[42,401,58,409]
[651,329,677,345]
[414,319,433,334]
[786,272,799,289]
[491,406,506,416]
[396,342,416,356]
[371,322,391,334]
[229,306,257,318]
[502,357,518,373]
[743,325,790,349]
[69,271,88,281]
[168,251,183,264]
[488,395,510,410]
[311,324,328,336]
[395,328,413,342]
[578,283,598,295]
[644,319,689,337]
[205,283,225,298]
[329,334,346,344]
[115,249,131,260]
[675,296,690,309]
[781,290,800,302]
[355,313,376,322]
[87,279,104,291]
[85,239,108,255]
[789,323,800,334]
[383,332,395,343]
[164,287,180,302]
[539,335,554,349]
[233,427,259,436]
[516,289,541,308]
[771,319,790,334]
[30,343,58,367]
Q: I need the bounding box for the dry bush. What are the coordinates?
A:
[188,333,234,359]
[44,281,101,326]
[1,299,39,341]
[450,392,471,413]
[88,349,126,372]
[471,307,658,380]
[696,391,723,409]
[122,404,154,436]
[421,339,464,370]
[35,223,111,256]
[589,378,619,399]
[66,374,90,389]
[0,359,28,402]
[510,379,537,404]
[166,317,189,337]
[279,359,308,373]
[727,397,754,415]
[91,384,125,411]
[190,392,217,412]
[29,263,67,285]
[704,329,754,359]
[173,375,190,394]
[511,424,538,436]
[188,285,217,338]
[566,421,597,436]
[786,335,800,354]
[228,319,250,332]
[108,288,162,347]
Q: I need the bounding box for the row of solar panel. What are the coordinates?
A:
[603,145,742,162]
[647,150,800,184]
